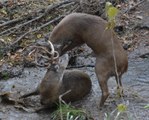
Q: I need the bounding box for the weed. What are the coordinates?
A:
[50,103,92,120]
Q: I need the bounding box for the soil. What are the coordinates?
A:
[0,1,149,120]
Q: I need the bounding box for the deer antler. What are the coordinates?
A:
[28,40,59,67]
[47,40,59,61]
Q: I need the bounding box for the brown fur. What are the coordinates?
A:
[20,54,91,107]
[40,69,91,106]
[49,13,128,107]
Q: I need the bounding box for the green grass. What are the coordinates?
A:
[50,103,91,120]
[104,104,133,120]
[1,71,10,80]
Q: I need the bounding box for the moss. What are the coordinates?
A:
[50,104,91,120]
[0,71,10,80]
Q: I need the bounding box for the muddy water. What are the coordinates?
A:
[0,42,149,120]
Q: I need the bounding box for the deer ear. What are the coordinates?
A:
[59,54,69,69]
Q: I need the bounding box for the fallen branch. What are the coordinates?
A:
[0,15,63,57]
[0,18,22,28]
[0,8,46,29]
[10,15,64,48]
[124,0,146,13]
[0,0,75,36]
[67,3,80,13]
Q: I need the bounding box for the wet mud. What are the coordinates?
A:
[0,39,149,120]
[0,1,149,119]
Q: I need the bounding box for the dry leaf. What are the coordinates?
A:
[37,34,42,38]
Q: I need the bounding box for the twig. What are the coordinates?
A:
[10,15,64,48]
[0,8,45,29]
[38,15,64,29]
[124,0,146,13]
[44,0,75,15]
[67,3,79,13]
[0,18,22,28]
[1,16,62,56]
[0,0,75,36]
[59,2,75,9]
[59,90,71,105]
[71,5,80,12]
[0,13,46,36]
[11,30,31,46]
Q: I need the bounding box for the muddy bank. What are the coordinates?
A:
[0,40,149,120]
[0,0,149,119]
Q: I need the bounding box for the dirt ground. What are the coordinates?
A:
[0,1,149,120]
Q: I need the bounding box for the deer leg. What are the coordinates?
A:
[115,74,123,97]
[98,77,109,107]
[95,60,110,107]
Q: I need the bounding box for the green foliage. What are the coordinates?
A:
[105,2,119,29]
[104,103,129,120]
[104,113,111,120]
[1,71,10,80]
[51,104,88,120]
[107,7,119,21]
[117,104,127,112]
[144,104,149,109]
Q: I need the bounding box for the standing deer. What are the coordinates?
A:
[48,13,128,107]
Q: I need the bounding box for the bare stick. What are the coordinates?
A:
[10,15,63,48]
[11,31,31,46]
[124,0,146,13]
[0,0,74,36]
[0,8,45,29]
[0,18,22,28]
[59,90,71,105]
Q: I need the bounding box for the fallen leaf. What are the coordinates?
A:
[0,8,7,15]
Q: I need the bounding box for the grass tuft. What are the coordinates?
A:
[50,103,92,120]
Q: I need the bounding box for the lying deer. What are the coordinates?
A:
[20,43,91,107]
[48,13,128,107]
